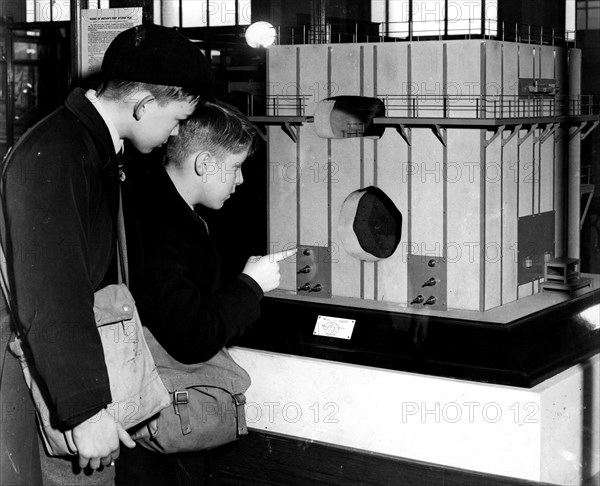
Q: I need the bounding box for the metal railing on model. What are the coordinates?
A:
[273,20,576,47]
[260,94,600,119]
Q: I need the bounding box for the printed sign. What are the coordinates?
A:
[313,315,355,340]
[80,7,143,78]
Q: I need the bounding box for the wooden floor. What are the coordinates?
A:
[212,430,597,486]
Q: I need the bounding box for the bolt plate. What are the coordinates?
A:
[296,245,332,298]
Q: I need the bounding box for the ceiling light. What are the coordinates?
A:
[245,21,276,48]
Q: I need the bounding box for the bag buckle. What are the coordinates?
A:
[173,390,192,435]
[233,393,246,406]
[174,390,189,405]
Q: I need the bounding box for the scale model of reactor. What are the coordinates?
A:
[259,38,595,315]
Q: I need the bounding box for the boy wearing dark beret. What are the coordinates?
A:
[1,24,213,485]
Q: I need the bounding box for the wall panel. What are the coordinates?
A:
[554,132,566,257]
[533,133,540,214]
[328,44,363,297]
[502,135,519,304]
[503,43,519,97]
[410,129,444,255]
[268,46,299,289]
[362,138,376,301]
[447,40,481,118]
[377,132,409,303]
[485,135,503,310]
[331,137,362,298]
[518,134,534,217]
[374,43,409,113]
[446,130,481,310]
[484,41,503,93]
[297,47,329,247]
[268,127,298,290]
[411,43,444,117]
[540,135,554,214]
[519,44,535,80]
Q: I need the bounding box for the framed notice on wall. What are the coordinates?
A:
[80,7,143,79]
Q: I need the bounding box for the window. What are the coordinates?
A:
[154,0,251,28]
[26,0,69,22]
[372,0,497,38]
[25,0,109,22]
[577,0,600,29]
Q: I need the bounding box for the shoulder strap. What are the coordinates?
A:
[117,185,129,286]
[0,147,129,337]
[0,221,21,339]
[0,147,22,338]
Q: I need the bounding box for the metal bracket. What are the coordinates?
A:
[393,124,411,145]
[248,116,310,144]
[502,124,521,147]
[580,184,595,230]
[566,120,599,142]
[539,123,559,144]
[432,125,447,147]
[581,120,600,141]
[282,122,299,143]
[518,123,538,145]
[554,126,567,143]
[484,125,505,148]
[568,122,587,141]
[255,125,267,142]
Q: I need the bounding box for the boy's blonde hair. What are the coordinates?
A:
[166,102,260,167]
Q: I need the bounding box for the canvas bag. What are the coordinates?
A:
[130,327,250,453]
[7,284,172,456]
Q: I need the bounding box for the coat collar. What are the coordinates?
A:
[65,88,116,169]
[65,88,120,227]
[150,164,211,233]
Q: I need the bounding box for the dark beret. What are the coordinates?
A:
[102,24,214,101]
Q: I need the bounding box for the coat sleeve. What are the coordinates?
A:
[134,229,262,364]
[2,130,112,428]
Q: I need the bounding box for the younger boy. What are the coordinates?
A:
[131,101,293,365]
[121,102,295,484]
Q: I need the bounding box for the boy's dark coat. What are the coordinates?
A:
[1,88,119,427]
[129,164,263,364]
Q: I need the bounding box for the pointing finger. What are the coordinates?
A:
[266,248,297,263]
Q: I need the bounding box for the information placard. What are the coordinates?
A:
[81,8,142,78]
[313,315,356,340]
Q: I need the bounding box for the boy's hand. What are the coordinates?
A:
[243,248,297,293]
[71,408,136,470]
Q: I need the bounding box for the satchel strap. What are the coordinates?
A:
[0,154,129,335]
[0,220,20,340]
[117,186,129,286]
[233,393,248,436]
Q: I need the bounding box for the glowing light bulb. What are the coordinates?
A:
[245,21,276,48]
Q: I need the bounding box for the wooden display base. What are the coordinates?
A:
[227,352,600,485]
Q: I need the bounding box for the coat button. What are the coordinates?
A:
[123,305,131,312]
